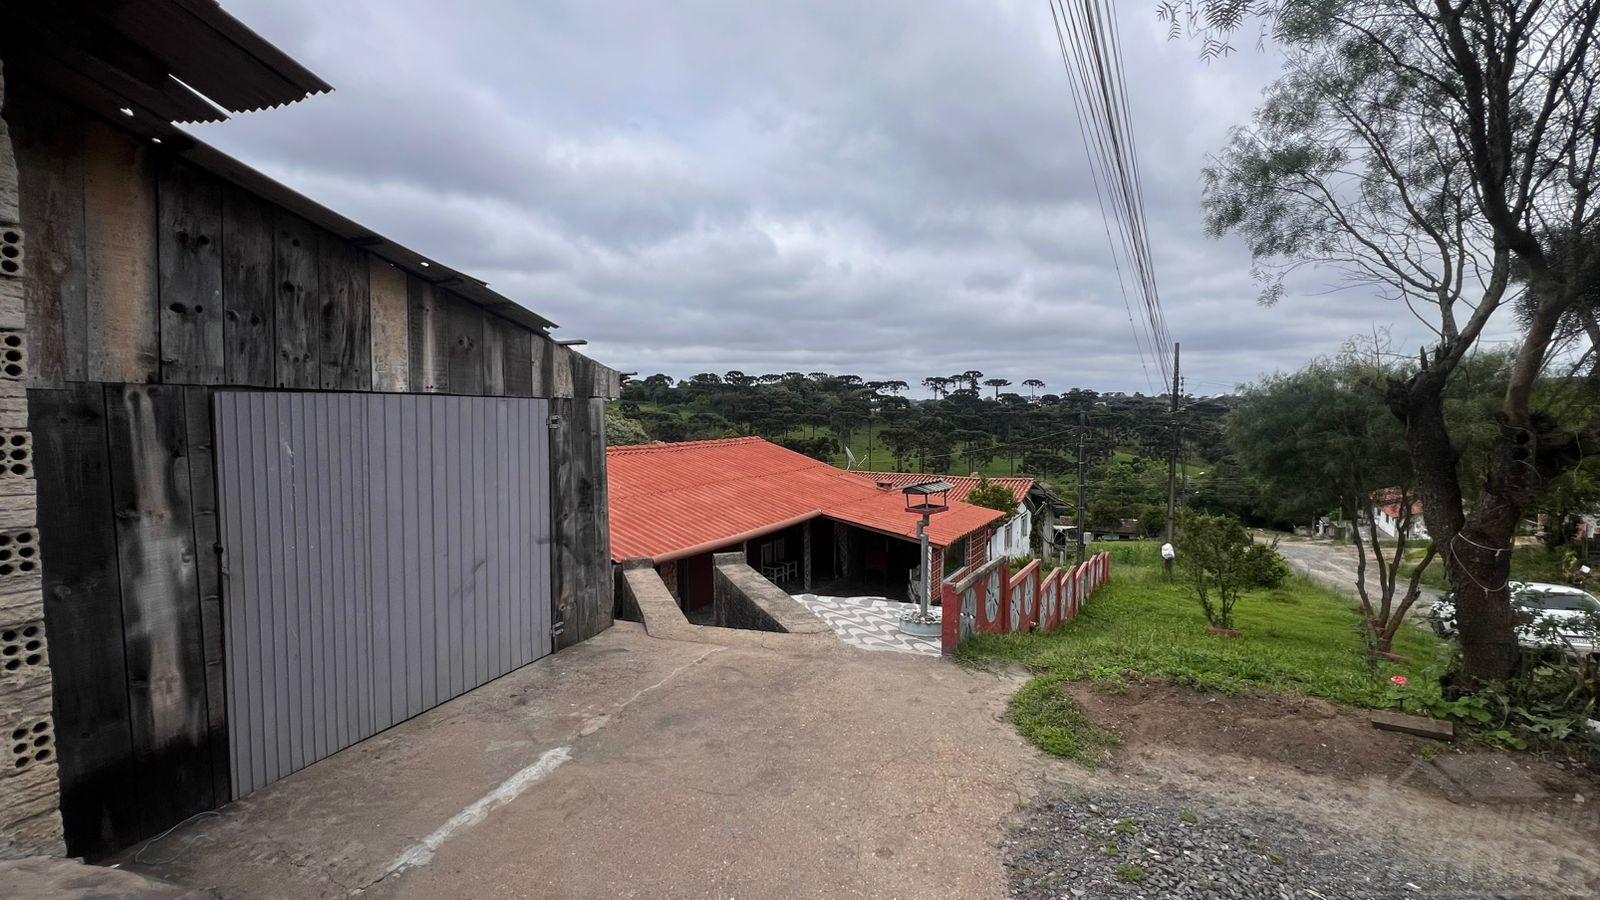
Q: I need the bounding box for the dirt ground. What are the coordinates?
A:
[1059,679,1600,894]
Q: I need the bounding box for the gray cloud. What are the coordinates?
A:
[193,0,1445,396]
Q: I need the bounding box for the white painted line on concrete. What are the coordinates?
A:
[361,646,722,892]
[380,746,572,879]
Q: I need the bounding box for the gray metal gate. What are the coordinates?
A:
[214,392,552,798]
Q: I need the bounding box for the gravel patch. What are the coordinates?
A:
[1004,788,1516,899]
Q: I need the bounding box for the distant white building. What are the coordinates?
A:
[1369,488,1429,540]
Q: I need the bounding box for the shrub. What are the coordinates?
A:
[1177,511,1256,631]
[1243,539,1291,588]
[968,476,1018,522]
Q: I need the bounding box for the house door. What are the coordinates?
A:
[213,392,552,798]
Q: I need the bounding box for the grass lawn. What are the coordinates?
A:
[957,542,1449,763]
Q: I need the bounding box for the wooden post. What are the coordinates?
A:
[802,521,812,591]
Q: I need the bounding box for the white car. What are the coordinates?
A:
[1429,581,1600,659]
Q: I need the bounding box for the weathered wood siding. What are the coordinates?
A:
[30,384,226,858]
[6,82,626,400]
[550,397,612,649]
[82,120,157,384]
[7,77,619,861]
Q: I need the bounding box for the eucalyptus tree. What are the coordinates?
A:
[1183,0,1600,680]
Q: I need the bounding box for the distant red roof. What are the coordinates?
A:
[1372,487,1423,520]
[854,471,1033,506]
[608,438,1004,563]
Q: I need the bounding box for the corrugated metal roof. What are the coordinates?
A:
[854,471,1034,506]
[5,0,332,124]
[608,438,1004,563]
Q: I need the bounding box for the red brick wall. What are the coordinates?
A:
[967,527,989,567]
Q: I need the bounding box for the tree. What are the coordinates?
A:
[1191,1,1600,681]
[984,377,1013,398]
[1023,378,1046,400]
[1230,359,1436,653]
[1177,512,1257,632]
[605,404,652,446]
[968,476,1019,521]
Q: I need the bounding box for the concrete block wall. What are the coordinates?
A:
[711,553,828,634]
[0,58,66,860]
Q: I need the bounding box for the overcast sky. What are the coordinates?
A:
[192,0,1439,397]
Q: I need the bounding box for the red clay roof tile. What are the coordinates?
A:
[607,438,1003,563]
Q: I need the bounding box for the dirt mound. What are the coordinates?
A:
[1065,678,1588,791]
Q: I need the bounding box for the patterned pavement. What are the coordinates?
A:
[791,593,941,656]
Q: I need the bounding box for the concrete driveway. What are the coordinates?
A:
[109,622,1047,899]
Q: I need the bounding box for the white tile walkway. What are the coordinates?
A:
[791,594,941,656]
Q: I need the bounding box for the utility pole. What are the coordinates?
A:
[1165,343,1181,578]
[1077,410,1088,566]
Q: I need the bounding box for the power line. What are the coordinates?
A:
[1047,0,1172,387]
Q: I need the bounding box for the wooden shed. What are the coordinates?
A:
[0,1,618,860]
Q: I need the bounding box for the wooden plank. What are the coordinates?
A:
[406,275,448,392]
[82,119,158,383]
[444,293,484,395]
[480,315,506,396]
[317,233,370,390]
[158,162,224,384]
[368,255,409,391]
[550,396,612,650]
[104,383,213,833]
[1370,710,1456,741]
[272,212,318,388]
[503,324,533,396]
[29,384,141,858]
[221,187,275,386]
[568,350,595,400]
[10,82,85,379]
[546,343,574,399]
[527,335,548,397]
[182,387,229,804]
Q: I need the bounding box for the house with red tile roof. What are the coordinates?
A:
[1369,487,1429,540]
[608,438,1005,613]
[853,472,1059,561]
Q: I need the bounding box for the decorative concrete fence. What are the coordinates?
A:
[939,551,1111,654]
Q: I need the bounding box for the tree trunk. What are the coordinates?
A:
[1392,373,1520,683]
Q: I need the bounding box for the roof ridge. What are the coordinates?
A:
[608,436,766,456]
[854,470,1034,484]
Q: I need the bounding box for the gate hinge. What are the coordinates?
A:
[547,414,562,429]
[549,621,565,638]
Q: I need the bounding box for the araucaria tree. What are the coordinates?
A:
[1194,1,1600,682]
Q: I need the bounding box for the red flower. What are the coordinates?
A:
[1390,675,1409,686]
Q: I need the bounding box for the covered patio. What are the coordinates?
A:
[607,438,1003,620]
